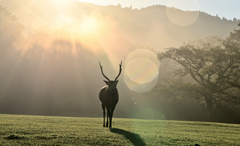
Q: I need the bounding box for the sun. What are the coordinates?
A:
[16,0,106,55]
[80,17,99,35]
[52,0,69,6]
[77,0,95,3]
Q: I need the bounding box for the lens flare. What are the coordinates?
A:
[166,0,200,26]
[131,107,165,120]
[124,49,159,93]
[129,107,166,135]
[126,58,158,84]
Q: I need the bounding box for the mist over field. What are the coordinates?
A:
[0,0,239,122]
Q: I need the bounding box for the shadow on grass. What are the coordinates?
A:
[110,128,146,146]
[5,134,26,140]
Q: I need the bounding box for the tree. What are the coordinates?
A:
[157,26,240,115]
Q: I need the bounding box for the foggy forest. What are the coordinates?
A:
[0,0,239,124]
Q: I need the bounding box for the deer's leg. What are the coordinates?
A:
[101,104,105,127]
[109,109,112,129]
[106,107,110,128]
[109,106,115,128]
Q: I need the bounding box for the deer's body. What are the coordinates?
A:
[99,86,119,128]
[99,86,119,109]
[99,62,122,128]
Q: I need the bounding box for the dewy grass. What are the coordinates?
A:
[0,114,239,145]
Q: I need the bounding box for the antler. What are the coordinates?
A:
[99,62,110,81]
[115,61,122,81]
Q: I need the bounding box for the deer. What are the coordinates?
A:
[99,61,122,128]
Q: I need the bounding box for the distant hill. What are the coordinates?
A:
[96,4,239,50]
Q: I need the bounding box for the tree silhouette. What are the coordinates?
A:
[157,25,240,115]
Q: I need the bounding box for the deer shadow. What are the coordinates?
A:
[110,128,146,146]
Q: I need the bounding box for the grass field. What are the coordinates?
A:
[0,114,239,145]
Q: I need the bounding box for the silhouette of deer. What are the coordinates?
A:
[99,61,122,128]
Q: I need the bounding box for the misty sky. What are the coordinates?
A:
[78,0,240,20]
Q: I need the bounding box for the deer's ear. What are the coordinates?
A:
[104,80,109,85]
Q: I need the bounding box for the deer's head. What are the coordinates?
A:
[99,61,122,93]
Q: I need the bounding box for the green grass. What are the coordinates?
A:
[0,114,239,145]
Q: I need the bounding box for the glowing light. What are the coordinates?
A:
[131,107,165,120]
[124,49,159,93]
[51,0,73,9]
[55,0,68,3]
[126,58,158,84]
[166,0,200,26]
[53,0,71,5]
[80,17,99,35]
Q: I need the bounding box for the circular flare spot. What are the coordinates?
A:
[126,58,158,84]
[124,49,159,93]
[166,0,200,26]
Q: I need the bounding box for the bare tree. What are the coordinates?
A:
[99,61,122,128]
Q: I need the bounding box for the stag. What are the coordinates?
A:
[99,61,122,128]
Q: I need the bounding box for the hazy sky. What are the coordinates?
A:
[78,0,240,20]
